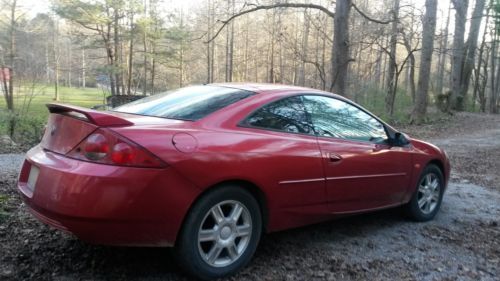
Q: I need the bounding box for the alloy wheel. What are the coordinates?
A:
[197,200,252,267]
[417,173,441,214]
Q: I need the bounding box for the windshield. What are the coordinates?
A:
[113,85,255,121]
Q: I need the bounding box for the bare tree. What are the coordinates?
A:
[329,0,352,96]
[384,0,400,116]
[472,6,490,112]
[491,18,500,114]
[411,0,438,123]
[298,11,310,86]
[450,0,469,110]
[225,0,235,82]
[0,0,17,111]
[459,0,487,106]
[53,18,60,101]
[435,1,452,96]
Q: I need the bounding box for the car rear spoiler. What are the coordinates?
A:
[46,103,133,127]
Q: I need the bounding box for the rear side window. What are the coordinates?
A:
[244,96,314,135]
[114,85,255,121]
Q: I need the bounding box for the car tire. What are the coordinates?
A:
[405,164,445,222]
[174,185,262,280]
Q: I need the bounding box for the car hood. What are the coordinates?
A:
[409,137,445,157]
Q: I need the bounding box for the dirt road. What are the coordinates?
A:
[1,112,499,281]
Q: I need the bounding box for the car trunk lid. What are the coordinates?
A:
[41,113,98,154]
[41,103,191,155]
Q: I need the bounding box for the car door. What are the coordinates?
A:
[302,95,412,213]
[240,95,327,212]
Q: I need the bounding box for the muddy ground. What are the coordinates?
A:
[1,112,499,281]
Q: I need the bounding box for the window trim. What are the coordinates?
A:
[238,92,390,144]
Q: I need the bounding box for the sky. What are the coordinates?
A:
[17,0,201,16]
[12,0,468,38]
[17,0,453,18]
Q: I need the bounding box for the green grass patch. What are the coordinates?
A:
[1,85,108,119]
[0,85,109,149]
[356,85,414,125]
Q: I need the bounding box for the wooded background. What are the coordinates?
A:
[1,0,499,133]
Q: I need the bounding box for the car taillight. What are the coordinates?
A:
[84,133,109,160]
[111,142,134,164]
[68,129,166,168]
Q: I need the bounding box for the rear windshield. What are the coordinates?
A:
[113,85,255,121]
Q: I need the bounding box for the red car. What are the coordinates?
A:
[18,83,450,279]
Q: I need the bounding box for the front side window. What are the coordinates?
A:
[113,85,255,121]
[303,95,387,142]
[244,96,314,134]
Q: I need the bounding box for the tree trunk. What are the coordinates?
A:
[321,24,327,90]
[459,0,486,108]
[268,10,276,83]
[489,27,498,113]
[179,11,184,87]
[436,2,451,95]
[54,19,60,101]
[385,0,400,116]
[114,9,121,95]
[374,48,383,88]
[106,23,116,96]
[479,46,490,112]
[225,0,235,82]
[45,40,50,84]
[293,13,300,85]
[492,57,500,113]
[330,0,352,96]
[243,14,249,81]
[450,0,469,111]
[402,35,416,103]
[150,8,158,95]
[81,47,86,88]
[4,0,17,111]
[206,0,212,83]
[411,0,438,124]
[68,34,72,88]
[127,10,133,95]
[473,6,490,112]
[298,11,310,86]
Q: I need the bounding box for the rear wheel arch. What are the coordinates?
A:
[176,179,269,245]
[174,180,266,279]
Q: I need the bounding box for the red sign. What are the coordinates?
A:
[0,68,11,82]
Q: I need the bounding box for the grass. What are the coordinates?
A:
[0,84,109,148]
[0,84,108,119]
[355,85,415,124]
[354,84,451,126]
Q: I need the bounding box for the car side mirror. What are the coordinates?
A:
[391,132,410,146]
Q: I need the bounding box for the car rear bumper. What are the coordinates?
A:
[17,145,200,246]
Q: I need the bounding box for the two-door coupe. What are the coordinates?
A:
[18,83,450,279]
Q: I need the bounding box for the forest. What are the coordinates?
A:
[1,0,500,146]
[2,2,500,280]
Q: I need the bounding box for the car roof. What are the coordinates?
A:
[210,82,324,94]
[210,82,351,105]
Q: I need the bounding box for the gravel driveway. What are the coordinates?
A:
[1,112,499,281]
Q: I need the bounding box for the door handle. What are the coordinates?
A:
[328,153,343,162]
